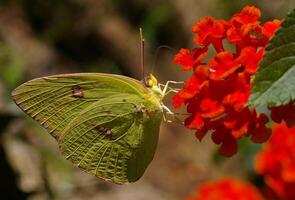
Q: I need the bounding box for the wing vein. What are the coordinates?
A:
[65,101,136,132]
[17,88,53,104]
[24,88,70,111]
[76,134,107,166]
[95,144,112,176]
[48,101,90,133]
[40,99,80,124]
[113,151,120,181]
[31,93,73,117]
[105,145,114,177]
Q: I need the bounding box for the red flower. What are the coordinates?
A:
[185,113,205,130]
[236,47,265,74]
[209,51,240,80]
[173,47,208,71]
[172,65,209,108]
[261,20,282,44]
[255,123,295,200]
[227,21,261,49]
[192,16,228,52]
[186,178,265,200]
[270,101,295,128]
[211,125,238,156]
[172,92,186,108]
[200,98,225,118]
[226,6,276,51]
[231,6,261,25]
[251,114,272,143]
[222,73,250,111]
[172,6,281,156]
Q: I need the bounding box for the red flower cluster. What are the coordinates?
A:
[270,101,295,128]
[173,6,281,156]
[255,123,295,200]
[186,178,264,200]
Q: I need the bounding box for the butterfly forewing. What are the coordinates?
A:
[12,73,163,184]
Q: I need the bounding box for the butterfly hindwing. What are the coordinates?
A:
[12,73,163,184]
[59,93,162,183]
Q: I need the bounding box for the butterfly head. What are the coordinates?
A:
[143,74,164,99]
[144,74,157,87]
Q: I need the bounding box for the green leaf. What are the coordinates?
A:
[249,9,295,108]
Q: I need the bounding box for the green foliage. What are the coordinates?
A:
[249,9,295,108]
[142,3,175,47]
[0,44,25,90]
[20,0,84,43]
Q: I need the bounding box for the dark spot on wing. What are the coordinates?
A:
[95,125,113,139]
[97,126,106,132]
[72,85,84,98]
[122,99,126,102]
[105,130,112,137]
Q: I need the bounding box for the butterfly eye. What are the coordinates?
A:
[143,74,158,88]
[143,76,152,88]
[149,74,158,85]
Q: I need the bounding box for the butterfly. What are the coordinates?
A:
[11,29,181,184]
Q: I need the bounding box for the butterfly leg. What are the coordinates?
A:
[162,111,172,123]
[161,103,173,114]
[161,103,174,123]
[159,81,184,96]
[161,103,184,124]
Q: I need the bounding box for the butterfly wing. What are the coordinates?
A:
[12,73,163,184]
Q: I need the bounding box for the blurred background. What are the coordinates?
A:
[0,0,294,200]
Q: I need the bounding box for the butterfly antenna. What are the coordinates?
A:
[139,28,145,79]
[151,45,176,74]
